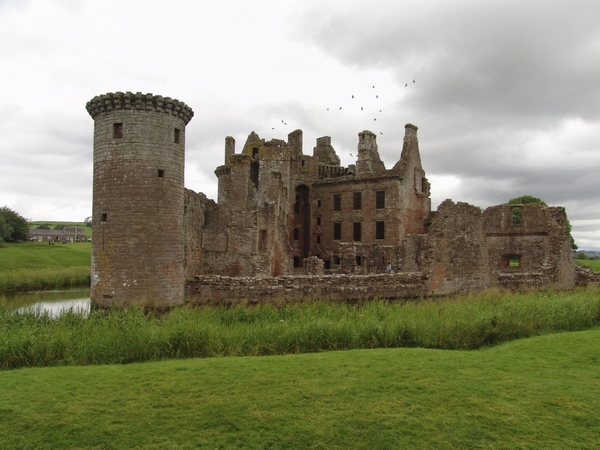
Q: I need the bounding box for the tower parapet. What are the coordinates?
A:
[86,92,193,125]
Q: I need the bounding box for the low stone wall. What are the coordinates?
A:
[186,272,427,304]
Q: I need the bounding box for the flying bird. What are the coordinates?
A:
[361,107,363,111]
[351,95,354,99]
[374,118,376,121]
[339,107,342,110]
[413,79,415,83]
[376,95,378,98]
[405,83,408,87]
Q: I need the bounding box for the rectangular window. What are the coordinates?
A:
[353,222,361,241]
[101,213,107,222]
[259,230,267,251]
[356,256,362,266]
[317,217,321,226]
[174,128,180,144]
[333,255,340,265]
[113,123,123,139]
[333,222,341,240]
[293,228,299,240]
[376,191,385,209]
[333,194,341,211]
[353,192,362,210]
[376,221,385,240]
[324,260,331,270]
[317,199,322,208]
[316,236,321,244]
[158,169,164,178]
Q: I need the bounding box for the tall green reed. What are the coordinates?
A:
[1,288,599,369]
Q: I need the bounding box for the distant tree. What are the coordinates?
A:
[0,206,29,242]
[575,252,588,260]
[36,223,51,230]
[508,195,577,250]
[53,224,68,230]
[84,216,92,227]
[508,195,547,206]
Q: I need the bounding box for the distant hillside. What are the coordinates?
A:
[29,221,92,239]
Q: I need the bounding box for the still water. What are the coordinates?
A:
[1,288,91,317]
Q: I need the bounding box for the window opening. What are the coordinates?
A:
[293,256,300,268]
[113,123,123,139]
[252,147,259,158]
[317,199,321,208]
[333,223,341,240]
[333,194,341,211]
[158,169,164,178]
[316,236,321,244]
[353,222,362,241]
[324,260,331,270]
[317,217,321,226]
[356,256,362,266]
[376,191,385,209]
[174,128,181,144]
[333,255,340,265]
[376,221,385,240]
[293,228,299,240]
[353,192,362,210]
[101,213,107,222]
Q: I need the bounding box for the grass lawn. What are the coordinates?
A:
[576,259,600,272]
[0,242,91,293]
[0,328,598,449]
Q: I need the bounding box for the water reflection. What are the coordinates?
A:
[1,288,91,317]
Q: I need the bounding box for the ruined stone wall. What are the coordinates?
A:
[186,272,426,304]
[421,200,490,295]
[184,189,214,281]
[87,92,193,308]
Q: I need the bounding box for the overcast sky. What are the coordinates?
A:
[1,0,599,249]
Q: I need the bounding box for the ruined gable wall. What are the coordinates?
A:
[184,189,214,281]
[421,200,491,295]
[482,204,577,289]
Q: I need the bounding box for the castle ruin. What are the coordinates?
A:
[86,92,579,308]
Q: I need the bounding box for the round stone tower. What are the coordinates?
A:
[86,92,194,308]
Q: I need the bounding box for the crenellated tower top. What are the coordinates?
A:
[86,91,194,125]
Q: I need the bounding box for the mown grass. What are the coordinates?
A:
[0,329,598,449]
[1,288,599,370]
[0,242,91,293]
[576,258,600,272]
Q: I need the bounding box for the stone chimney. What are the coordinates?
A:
[356,130,385,176]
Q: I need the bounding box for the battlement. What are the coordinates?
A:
[86,92,194,125]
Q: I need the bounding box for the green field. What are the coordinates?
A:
[0,242,91,293]
[28,221,92,239]
[576,259,600,272]
[0,328,598,449]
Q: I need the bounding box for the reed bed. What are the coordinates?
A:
[1,288,599,370]
[0,266,91,294]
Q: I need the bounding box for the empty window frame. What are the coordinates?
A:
[317,199,322,208]
[376,221,385,240]
[113,123,123,139]
[316,236,321,244]
[353,222,361,241]
[293,228,299,240]
[502,254,522,267]
[101,213,108,222]
[356,256,362,266]
[174,128,181,144]
[316,217,321,226]
[353,192,362,210]
[376,191,385,209]
[333,222,342,240]
[158,169,165,178]
[333,194,341,211]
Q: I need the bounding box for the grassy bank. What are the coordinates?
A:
[0,328,598,449]
[0,242,90,293]
[576,258,600,272]
[1,288,599,370]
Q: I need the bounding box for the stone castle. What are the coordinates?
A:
[86,92,580,309]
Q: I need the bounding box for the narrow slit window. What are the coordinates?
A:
[356,256,362,266]
[101,213,107,222]
[158,169,165,178]
[174,128,181,144]
[293,228,299,240]
[113,123,123,139]
[316,236,321,244]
